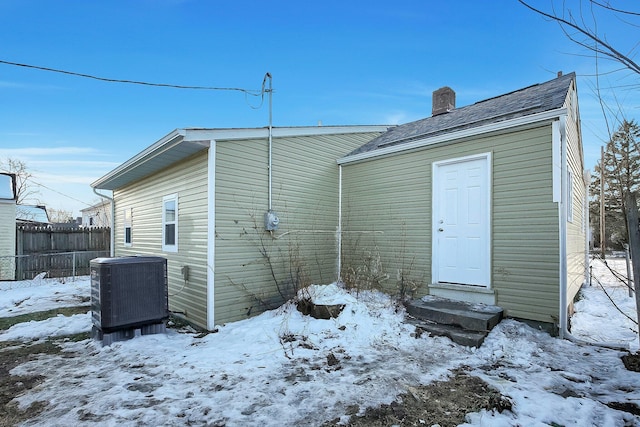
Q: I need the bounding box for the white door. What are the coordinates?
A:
[434,155,490,287]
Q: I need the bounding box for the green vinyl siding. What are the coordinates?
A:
[342,123,561,324]
[114,151,209,329]
[214,131,382,325]
[565,84,588,304]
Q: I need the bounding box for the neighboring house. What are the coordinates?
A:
[16,205,50,226]
[338,72,587,334]
[91,126,389,330]
[0,173,17,280]
[81,200,111,227]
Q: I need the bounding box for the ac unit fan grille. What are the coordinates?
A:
[90,257,168,333]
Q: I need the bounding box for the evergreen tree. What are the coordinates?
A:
[590,119,640,248]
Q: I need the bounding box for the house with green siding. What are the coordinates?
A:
[338,72,587,335]
[91,126,389,330]
[92,72,588,336]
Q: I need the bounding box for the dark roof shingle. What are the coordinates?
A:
[347,72,575,156]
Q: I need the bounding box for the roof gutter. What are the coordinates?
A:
[92,126,391,191]
[337,108,568,165]
[180,125,390,142]
[91,129,186,189]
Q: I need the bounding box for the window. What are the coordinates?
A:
[124,208,132,246]
[162,194,178,252]
[567,169,574,222]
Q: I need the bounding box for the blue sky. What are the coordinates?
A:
[0,0,637,216]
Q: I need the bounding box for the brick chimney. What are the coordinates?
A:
[432,86,455,116]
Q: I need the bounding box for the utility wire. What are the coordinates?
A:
[247,72,273,110]
[590,272,638,326]
[0,59,263,95]
[29,179,94,207]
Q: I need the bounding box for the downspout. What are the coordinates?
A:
[93,188,114,257]
[557,117,627,350]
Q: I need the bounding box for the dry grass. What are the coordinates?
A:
[0,308,89,427]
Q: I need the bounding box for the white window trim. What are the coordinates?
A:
[162,193,178,252]
[124,207,132,247]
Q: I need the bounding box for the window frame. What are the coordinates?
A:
[124,207,132,247]
[162,194,178,252]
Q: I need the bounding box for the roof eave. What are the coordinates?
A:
[337,108,568,165]
[181,125,391,141]
[91,129,188,190]
[92,125,391,191]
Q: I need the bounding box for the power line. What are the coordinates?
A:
[0,59,263,95]
[29,179,94,207]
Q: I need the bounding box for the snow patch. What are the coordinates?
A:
[1,258,639,426]
[299,282,357,305]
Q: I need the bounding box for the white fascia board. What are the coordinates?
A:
[91,129,186,188]
[337,108,567,165]
[182,125,391,142]
[92,125,390,190]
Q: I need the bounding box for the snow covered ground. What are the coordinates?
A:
[1,257,639,426]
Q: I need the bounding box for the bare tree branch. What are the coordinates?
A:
[0,158,40,205]
[591,1,640,17]
[517,0,640,74]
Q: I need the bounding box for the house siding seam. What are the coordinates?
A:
[341,124,560,324]
[114,151,209,329]
[213,132,382,325]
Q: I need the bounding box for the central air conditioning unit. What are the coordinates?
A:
[90,256,169,345]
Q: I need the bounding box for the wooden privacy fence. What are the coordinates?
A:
[17,226,110,254]
[13,250,110,280]
[13,226,111,279]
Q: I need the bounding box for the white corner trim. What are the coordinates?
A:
[551,121,562,203]
[207,141,216,330]
[338,108,567,165]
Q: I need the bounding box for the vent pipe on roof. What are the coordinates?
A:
[432,86,455,116]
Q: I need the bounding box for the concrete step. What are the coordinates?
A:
[404,297,503,332]
[406,317,490,348]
